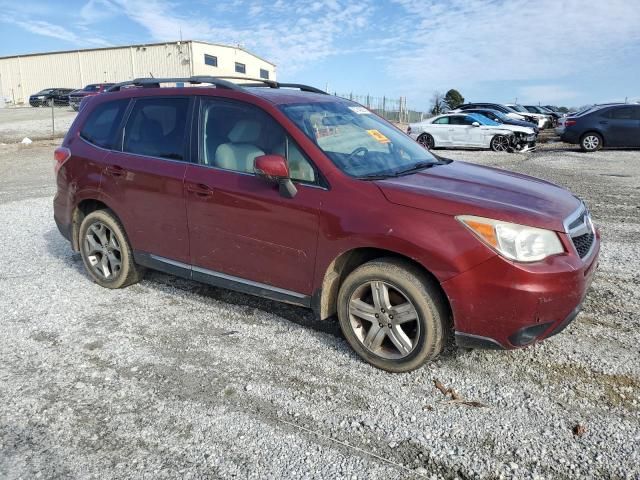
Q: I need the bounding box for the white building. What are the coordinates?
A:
[0,40,277,104]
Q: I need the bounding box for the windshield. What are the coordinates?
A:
[37,89,54,94]
[84,84,100,92]
[468,113,500,126]
[509,105,528,113]
[280,101,440,178]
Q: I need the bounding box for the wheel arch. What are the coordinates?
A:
[313,247,451,321]
[71,198,122,251]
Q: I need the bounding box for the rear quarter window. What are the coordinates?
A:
[79,99,129,149]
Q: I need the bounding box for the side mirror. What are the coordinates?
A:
[472,122,480,127]
[254,154,297,199]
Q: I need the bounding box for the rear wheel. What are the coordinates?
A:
[490,135,510,152]
[580,132,602,152]
[417,133,435,149]
[337,258,447,372]
[78,209,144,289]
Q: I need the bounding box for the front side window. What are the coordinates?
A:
[260,68,269,79]
[281,100,440,178]
[235,62,246,74]
[123,97,190,160]
[204,54,218,67]
[201,99,316,183]
[80,99,129,149]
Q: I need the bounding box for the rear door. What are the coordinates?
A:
[429,116,451,145]
[99,96,193,263]
[602,106,639,147]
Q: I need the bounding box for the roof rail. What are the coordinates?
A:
[105,76,243,92]
[105,76,328,94]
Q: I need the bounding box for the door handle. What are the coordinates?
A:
[187,183,213,197]
[105,165,125,177]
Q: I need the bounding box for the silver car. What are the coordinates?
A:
[408,113,537,152]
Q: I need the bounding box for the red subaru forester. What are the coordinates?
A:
[53,77,599,372]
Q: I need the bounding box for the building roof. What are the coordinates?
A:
[0,40,276,67]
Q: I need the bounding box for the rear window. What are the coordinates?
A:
[123,97,190,161]
[79,99,129,149]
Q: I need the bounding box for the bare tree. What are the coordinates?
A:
[430,91,446,115]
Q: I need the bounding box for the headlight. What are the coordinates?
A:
[457,215,564,262]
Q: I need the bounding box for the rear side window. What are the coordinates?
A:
[606,107,634,119]
[123,97,190,161]
[433,117,449,124]
[80,99,129,149]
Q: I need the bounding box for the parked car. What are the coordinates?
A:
[68,83,115,111]
[523,105,562,125]
[454,103,536,123]
[29,88,74,107]
[457,108,539,133]
[560,103,640,151]
[53,77,599,372]
[505,104,553,129]
[408,113,536,152]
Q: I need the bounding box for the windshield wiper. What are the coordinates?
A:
[388,161,437,177]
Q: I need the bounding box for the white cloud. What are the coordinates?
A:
[385,0,640,100]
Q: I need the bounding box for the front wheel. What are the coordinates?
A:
[580,132,602,152]
[337,258,447,372]
[78,209,144,289]
[490,135,510,152]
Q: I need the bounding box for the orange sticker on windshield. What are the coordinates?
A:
[366,129,390,144]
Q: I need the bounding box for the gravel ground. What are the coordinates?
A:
[0,140,639,479]
[0,107,76,143]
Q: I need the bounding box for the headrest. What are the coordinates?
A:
[228,120,261,143]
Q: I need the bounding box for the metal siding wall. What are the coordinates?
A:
[0,42,274,104]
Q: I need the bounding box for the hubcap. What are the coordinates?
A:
[348,281,420,359]
[84,222,122,280]
[584,136,599,150]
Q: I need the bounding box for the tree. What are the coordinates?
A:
[444,89,465,109]
[430,91,446,115]
[557,106,569,113]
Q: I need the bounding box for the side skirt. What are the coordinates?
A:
[134,252,312,308]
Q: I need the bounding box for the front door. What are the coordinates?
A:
[99,96,193,263]
[185,97,323,298]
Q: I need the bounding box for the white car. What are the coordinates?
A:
[408,113,537,152]
[505,104,553,129]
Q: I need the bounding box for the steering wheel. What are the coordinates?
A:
[347,147,369,163]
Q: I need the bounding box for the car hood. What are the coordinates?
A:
[376,161,581,231]
[498,124,535,134]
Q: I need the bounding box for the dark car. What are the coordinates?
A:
[561,104,640,151]
[455,103,538,124]
[462,108,539,133]
[53,76,599,372]
[29,88,74,107]
[68,83,115,111]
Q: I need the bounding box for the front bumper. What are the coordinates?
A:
[445,232,600,349]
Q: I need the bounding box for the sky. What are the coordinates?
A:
[0,0,639,110]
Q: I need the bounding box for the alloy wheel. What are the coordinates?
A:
[83,222,122,280]
[492,135,510,152]
[418,134,434,149]
[348,281,420,359]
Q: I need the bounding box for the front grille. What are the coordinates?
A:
[572,232,594,258]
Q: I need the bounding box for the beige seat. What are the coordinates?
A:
[215,120,264,173]
[274,142,315,182]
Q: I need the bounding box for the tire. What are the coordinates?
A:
[78,209,144,289]
[580,132,602,152]
[490,135,510,152]
[337,258,448,372]
[417,133,435,149]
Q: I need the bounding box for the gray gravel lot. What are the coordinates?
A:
[0,107,76,143]
[0,140,639,479]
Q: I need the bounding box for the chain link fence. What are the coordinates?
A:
[333,92,426,125]
[0,99,76,143]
